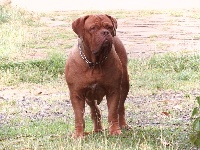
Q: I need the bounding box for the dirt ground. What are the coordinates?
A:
[117,12,200,58]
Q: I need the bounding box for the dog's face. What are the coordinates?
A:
[72,15,117,55]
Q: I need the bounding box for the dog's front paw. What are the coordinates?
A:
[120,124,132,130]
[93,128,104,133]
[71,131,85,138]
[109,129,122,135]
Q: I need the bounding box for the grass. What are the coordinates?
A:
[0,5,75,62]
[128,53,200,94]
[148,35,158,41]
[0,118,193,150]
[0,52,66,86]
[0,5,42,59]
[0,5,200,150]
[169,10,184,17]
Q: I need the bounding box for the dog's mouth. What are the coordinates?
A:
[93,39,112,56]
[102,39,110,47]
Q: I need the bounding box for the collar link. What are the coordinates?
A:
[78,39,108,68]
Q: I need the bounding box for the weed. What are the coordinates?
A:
[156,42,169,50]
[190,96,200,148]
[0,5,10,23]
[136,10,163,17]
[169,11,184,17]
[191,13,200,20]
[149,34,158,41]
[193,35,200,40]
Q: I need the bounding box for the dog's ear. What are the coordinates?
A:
[105,14,117,36]
[72,15,89,38]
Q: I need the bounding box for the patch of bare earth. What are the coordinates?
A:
[118,13,200,58]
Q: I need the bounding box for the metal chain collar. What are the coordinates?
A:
[78,42,108,67]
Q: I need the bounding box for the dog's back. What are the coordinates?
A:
[113,36,128,67]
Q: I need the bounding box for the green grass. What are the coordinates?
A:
[0,119,192,150]
[128,53,200,94]
[0,52,66,85]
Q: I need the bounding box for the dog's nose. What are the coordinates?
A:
[101,30,109,36]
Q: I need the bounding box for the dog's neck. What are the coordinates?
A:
[78,39,110,68]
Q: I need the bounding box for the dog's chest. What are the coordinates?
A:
[83,67,107,83]
[85,83,106,103]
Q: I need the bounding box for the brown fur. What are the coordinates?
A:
[65,14,130,138]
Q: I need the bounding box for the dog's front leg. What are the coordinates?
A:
[70,93,85,138]
[106,90,122,135]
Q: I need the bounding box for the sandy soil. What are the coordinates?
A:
[117,13,200,58]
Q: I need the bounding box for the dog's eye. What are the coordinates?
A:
[90,26,95,31]
[89,25,99,32]
[107,25,113,30]
[89,25,100,32]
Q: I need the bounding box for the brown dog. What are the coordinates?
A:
[65,14,130,138]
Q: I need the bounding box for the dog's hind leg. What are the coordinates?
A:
[118,72,132,130]
[86,99,103,132]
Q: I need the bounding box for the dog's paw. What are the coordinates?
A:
[109,129,122,136]
[120,125,133,130]
[93,129,104,133]
[71,132,85,139]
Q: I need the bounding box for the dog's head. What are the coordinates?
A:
[72,14,117,55]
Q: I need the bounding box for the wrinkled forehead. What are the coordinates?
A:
[84,15,112,28]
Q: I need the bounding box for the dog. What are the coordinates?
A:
[65,14,130,138]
